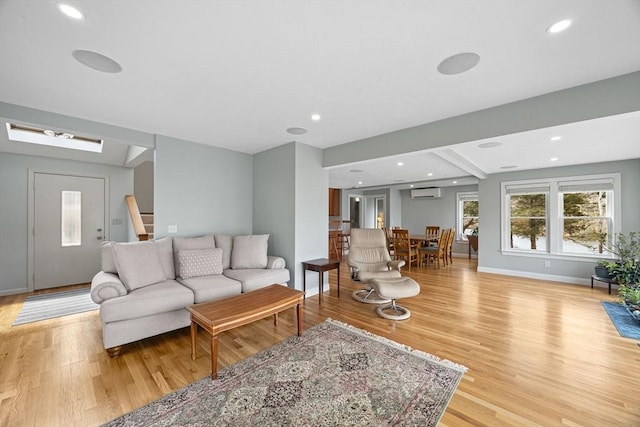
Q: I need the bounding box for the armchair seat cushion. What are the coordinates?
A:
[223,268,290,293]
[358,270,402,282]
[100,280,194,323]
[178,274,241,303]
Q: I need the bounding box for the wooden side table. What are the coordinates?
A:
[302,258,340,299]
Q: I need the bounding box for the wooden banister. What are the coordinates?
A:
[125,195,149,241]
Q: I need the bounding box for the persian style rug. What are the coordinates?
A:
[601,301,640,340]
[12,287,98,326]
[103,318,467,426]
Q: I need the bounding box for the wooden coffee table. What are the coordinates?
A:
[186,284,304,379]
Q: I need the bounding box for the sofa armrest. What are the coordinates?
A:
[388,260,406,271]
[266,256,286,269]
[91,271,128,304]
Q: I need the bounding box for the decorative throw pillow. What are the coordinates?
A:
[172,235,216,278]
[154,237,175,279]
[112,241,167,290]
[178,248,223,279]
[214,235,233,270]
[231,234,269,269]
[101,241,117,273]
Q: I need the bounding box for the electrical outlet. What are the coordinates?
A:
[111,218,123,225]
[168,225,178,233]
[544,260,551,267]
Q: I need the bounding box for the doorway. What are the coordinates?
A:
[29,172,108,290]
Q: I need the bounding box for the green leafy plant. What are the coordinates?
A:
[602,232,639,286]
[616,284,640,306]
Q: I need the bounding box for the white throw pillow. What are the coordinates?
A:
[112,241,167,290]
[231,234,269,269]
[178,248,224,279]
[214,235,233,270]
[101,241,117,273]
[154,237,175,279]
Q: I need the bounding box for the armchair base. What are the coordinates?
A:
[351,288,391,304]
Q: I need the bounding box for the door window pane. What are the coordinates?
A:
[61,191,81,247]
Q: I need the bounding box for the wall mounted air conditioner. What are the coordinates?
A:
[411,188,441,199]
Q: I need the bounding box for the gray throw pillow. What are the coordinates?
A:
[178,248,223,279]
[101,241,117,273]
[112,241,167,290]
[214,235,233,270]
[231,234,269,269]
[173,235,216,278]
[154,237,175,279]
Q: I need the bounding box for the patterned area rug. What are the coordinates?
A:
[12,288,98,326]
[103,318,467,426]
[602,301,640,339]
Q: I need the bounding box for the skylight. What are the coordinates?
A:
[6,123,103,153]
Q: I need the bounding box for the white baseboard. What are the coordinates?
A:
[0,286,29,296]
[477,266,591,286]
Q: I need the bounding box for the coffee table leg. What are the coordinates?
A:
[211,335,219,380]
[273,312,278,326]
[296,302,303,336]
[190,321,197,360]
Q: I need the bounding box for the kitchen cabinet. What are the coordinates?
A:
[329,188,341,216]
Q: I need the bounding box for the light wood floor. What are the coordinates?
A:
[1,259,639,426]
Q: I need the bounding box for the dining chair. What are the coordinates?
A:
[446,228,456,265]
[339,220,351,258]
[392,228,419,270]
[421,229,448,268]
[425,226,440,247]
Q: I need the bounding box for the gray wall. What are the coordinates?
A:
[253,142,296,285]
[0,152,133,295]
[154,135,253,238]
[401,184,478,255]
[478,159,640,284]
[253,142,328,293]
[134,160,154,213]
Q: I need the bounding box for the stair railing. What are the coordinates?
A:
[125,195,149,241]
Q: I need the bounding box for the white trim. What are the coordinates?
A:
[477,266,591,286]
[27,169,110,292]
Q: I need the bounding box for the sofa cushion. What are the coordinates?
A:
[101,241,117,273]
[214,235,233,270]
[223,268,290,293]
[155,237,175,279]
[173,235,216,278]
[178,275,242,303]
[178,248,223,279]
[231,234,269,269]
[100,280,194,323]
[112,241,167,290]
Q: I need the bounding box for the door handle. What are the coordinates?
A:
[97,228,103,232]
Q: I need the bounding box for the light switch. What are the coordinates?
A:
[168,225,178,233]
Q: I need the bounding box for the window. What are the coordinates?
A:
[61,191,81,247]
[457,192,478,241]
[501,174,620,259]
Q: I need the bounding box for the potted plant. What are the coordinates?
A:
[600,231,640,285]
[595,260,616,279]
[616,284,640,321]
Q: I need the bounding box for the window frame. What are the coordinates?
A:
[456,191,478,243]
[500,173,621,262]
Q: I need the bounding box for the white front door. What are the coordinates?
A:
[34,173,105,290]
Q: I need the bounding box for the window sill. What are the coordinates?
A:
[500,250,616,263]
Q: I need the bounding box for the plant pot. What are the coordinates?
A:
[594,265,614,279]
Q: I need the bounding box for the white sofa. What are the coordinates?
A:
[90,234,290,356]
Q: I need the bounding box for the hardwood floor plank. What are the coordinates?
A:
[0,258,638,426]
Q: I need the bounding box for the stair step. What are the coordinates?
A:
[141,213,154,225]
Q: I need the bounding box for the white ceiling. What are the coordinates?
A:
[0,0,639,186]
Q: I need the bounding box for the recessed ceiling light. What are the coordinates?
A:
[397,162,404,166]
[437,52,481,75]
[501,165,518,169]
[56,3,84,20]
[550,136,562,141]
[286,127,307,135]
[550,157,559,161]
[311,114,321,121]
[452,181,458,184]
[72,50,122,73]
[427,172,433,177]
[410,184,414,188]
[478,141,502,149]
[547,19,572,34]
[358,181,363,185]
